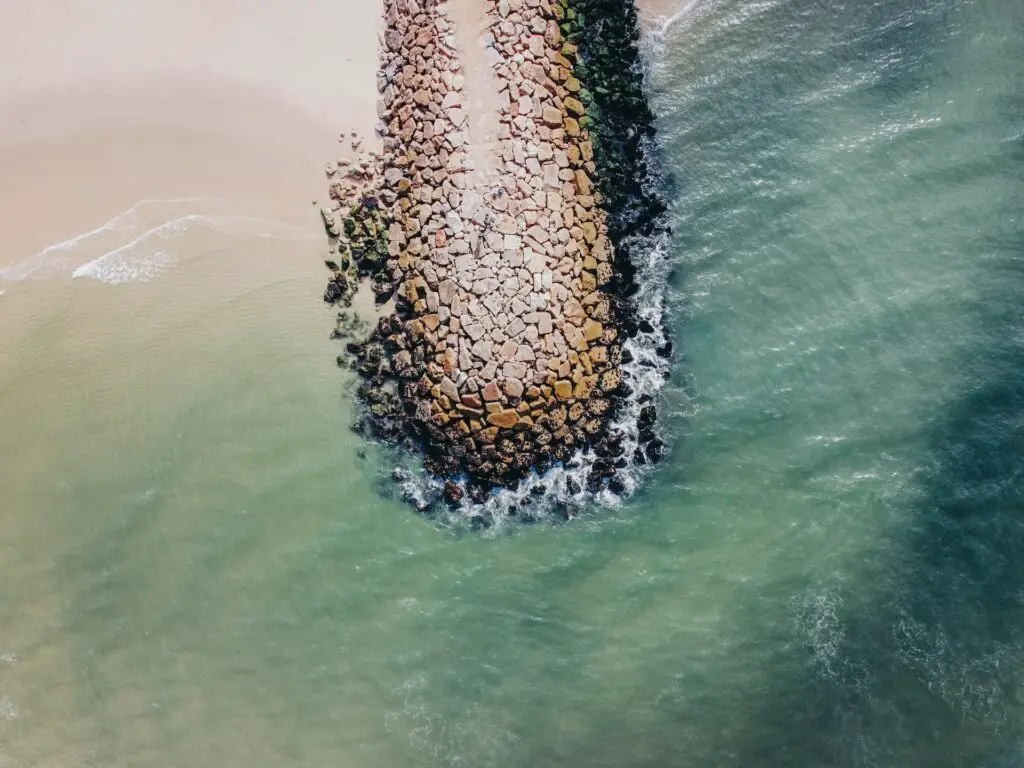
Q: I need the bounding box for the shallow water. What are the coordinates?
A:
[2,0,1023,765]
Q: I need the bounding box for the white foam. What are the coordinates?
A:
[1,197,316,287]
[0,197,200,282]
[0,696,17,721]
[71,212,317,285]
[0,211,138,281]
[641,0,714,58]
[71,215,195,284]
[398,206,674,531]
[72,246,176,284]
[792,588,847,683]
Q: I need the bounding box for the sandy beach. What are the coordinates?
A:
[0,0,382,268]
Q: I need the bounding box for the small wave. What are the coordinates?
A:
[892,613,1017,725]
[792,588,847,682]
[1,197,316,286]
[641,0,709,61]
[0,197,208,282]
[0,697,17,721]
[72,235,180,285]
[69,214,264,286]
[0,211,139,281]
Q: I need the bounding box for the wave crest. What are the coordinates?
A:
[0,197,316,287]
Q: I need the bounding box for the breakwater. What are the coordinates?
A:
[323,0,668,508]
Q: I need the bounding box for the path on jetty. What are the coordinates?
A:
[447,0,503,192]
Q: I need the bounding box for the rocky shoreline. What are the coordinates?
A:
[323,0,668,506]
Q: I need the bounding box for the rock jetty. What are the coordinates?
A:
[324,0,666,503]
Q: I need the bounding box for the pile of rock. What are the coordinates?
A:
[331,0,642,500]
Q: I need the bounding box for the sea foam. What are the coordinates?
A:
[1,198,317,287]
[386,18,679,530]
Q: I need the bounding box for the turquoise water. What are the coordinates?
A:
[1,0,1022,765]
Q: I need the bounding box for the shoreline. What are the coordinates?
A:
[0,0,382,273]
[325,0,670,508]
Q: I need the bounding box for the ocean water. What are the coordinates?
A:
[1,0,1022,765]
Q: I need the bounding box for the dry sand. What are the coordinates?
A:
[0,0,383,267]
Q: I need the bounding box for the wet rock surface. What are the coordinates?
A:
[324,0,668,505]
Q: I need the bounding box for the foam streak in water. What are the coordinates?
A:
[71,214,317,285]
[1,198,317,287]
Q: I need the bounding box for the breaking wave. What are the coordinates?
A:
[0,198,317,287]
[388,67,677,531]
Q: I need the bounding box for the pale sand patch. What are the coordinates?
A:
[447,0,504,191]
[0,0,382,268]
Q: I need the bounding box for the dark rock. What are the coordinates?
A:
[372,273,394,301]
[323,275,349,305]
[638,405,657,428]
[645,437,665,463]
[443,480,464,504]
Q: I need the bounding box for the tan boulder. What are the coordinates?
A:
[542,106,563,126]
[488,409,520,429]
[482,380,502,401]
[574,375,599,399]
[574,169,593,195]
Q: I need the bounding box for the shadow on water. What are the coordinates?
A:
[729,232,1024,768]
[589,0,1024,764]
[712,0,1024,762]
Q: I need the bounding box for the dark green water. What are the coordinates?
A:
[644,0,1023,763]
[1,0,1022,765]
